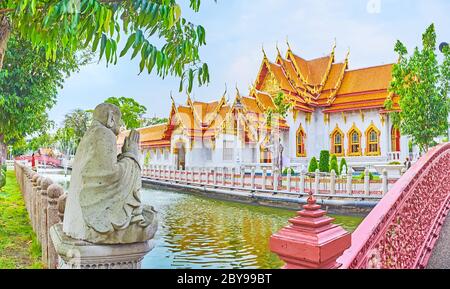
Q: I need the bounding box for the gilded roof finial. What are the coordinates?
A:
[345,47,350,68]
[276,42,282,58]
[235,83,241,97]
[286,36,292,52]
[262,44,268,60]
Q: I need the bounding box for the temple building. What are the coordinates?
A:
[119,42,412,170]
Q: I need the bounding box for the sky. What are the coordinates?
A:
[49,0,450,126]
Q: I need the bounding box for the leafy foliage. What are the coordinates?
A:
[266,92,292,126]
[388,24,450,153]
[330,154,339,175]
[3,0,212,92]
[105,96,147,129]
[142,116,168,127]
[0,34,89,147]
[308,157,318,173]
[339,157,348,175]
[62,109,93,148]
[319,150,330,173]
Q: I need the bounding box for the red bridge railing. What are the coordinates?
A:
[15,155,62,168]
[269,143,450,269]
[337,143,450,269]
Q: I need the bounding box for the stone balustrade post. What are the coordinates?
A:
[273,168,279,191]
[231,168,235,187]
[287,169,292,192]
[364,168,370,195]
[30,175,40,231]
[330,170,336,195]
[262,168,267,190]
[40,178,53,266]
[222,167,227,186]
[347,167,353,195]
[251,167,256,189]
[314,169,320,195]
[382,169,388,195]
[58,193,67,223]
[300,171,306,195]
[47,184,63,269]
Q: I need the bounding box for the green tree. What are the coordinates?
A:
[0,0,210,92]
[267,92,292,126]
[0,34,89,162]
[62,109,93,148]
[330,154,339,175]
[339,158,348,175]
[319,150,330,173]
[387,24,450,153]
[105,96,147,129]
[27,133,57,152]
[142,116,168,127]
[308,157,318,173]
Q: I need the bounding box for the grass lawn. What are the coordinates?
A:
[0,170,43,269]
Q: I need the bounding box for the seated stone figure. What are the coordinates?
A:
[63,103,157,244]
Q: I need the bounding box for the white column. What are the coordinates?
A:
[330,170,336,195]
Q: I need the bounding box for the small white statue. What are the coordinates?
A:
[63,103,157,244]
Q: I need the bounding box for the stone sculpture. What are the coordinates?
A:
[63,103,157,244]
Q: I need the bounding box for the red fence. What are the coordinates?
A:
[15,155,61,168]
[337,143,450,269]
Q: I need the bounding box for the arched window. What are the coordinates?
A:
[330,125,344,157]
[296,124,306,157]
[366,123,381,156]
[347,124,362,156]
[391,126,401,152]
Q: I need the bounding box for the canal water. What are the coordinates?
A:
[39,169,363,269]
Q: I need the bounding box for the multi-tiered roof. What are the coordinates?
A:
[123,42,399,148]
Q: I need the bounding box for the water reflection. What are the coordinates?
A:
[40,169,363,269]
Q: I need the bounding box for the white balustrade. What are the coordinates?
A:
[364,168,370,195]
[314,169,320,195]
[330,170,336,195]
[382,169,388,195]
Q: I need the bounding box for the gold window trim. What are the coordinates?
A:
[347,123,362,157]
[330,125,345,157]
[365,122,381,156]
[296,124,307,157]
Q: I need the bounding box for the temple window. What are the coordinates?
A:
[365,123,381,156]
[296,124,306,157]
[391,126,401,152]
[260,146,272,164]
[223,140,234,161]
[330,125,344,156]
[347,124,362,156]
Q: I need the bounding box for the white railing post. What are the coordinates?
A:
[251,167,256,189]
[241,166,245,188]
[231,167,235,187]
[330,170,336,195]
[364,168,370,195]
[287,168,292,192]
[382,169,388,195]
[262,168,267,190]
[213,167,217,186]
[300,170,305,195]
[314,169,320,195]
[222,167,227,186]
[347,167,353,195]
[273,168,279,192]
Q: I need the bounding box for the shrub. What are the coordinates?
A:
[282,168,295,175]
[0,172,5,190]
[319,150,330,173]
[389,161,401,165]
[339,158,348,175]
[308,157,318,173]
[357,172,375,181]
[330,156,339,175]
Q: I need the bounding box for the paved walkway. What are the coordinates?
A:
[427,215,450,269]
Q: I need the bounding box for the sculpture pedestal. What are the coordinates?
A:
[50,224,153,269]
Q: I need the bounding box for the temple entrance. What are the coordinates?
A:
[174,144,186,170]
[391,126,401,152]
